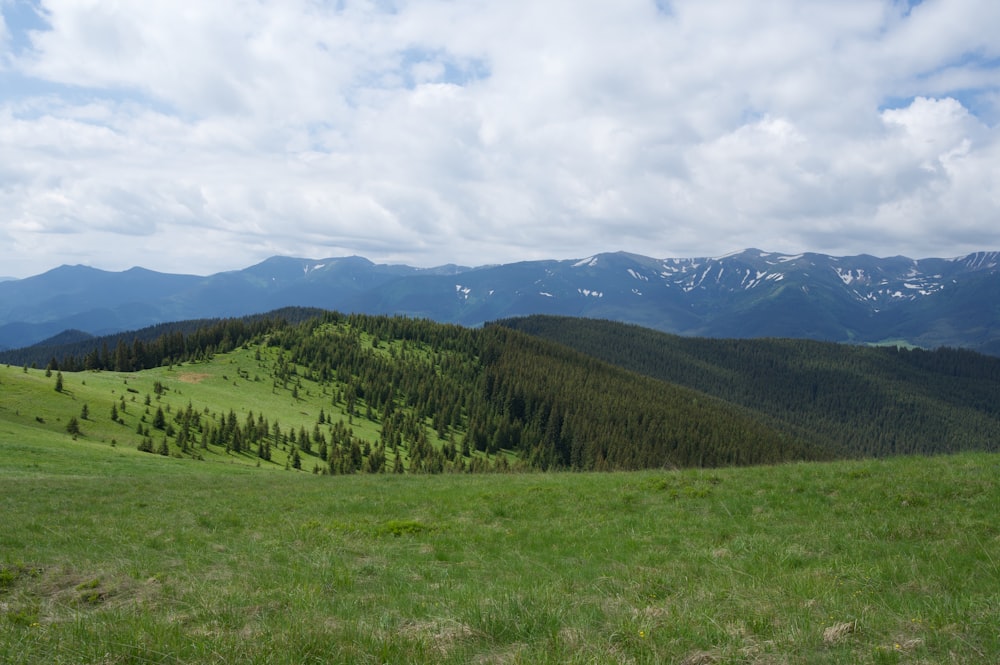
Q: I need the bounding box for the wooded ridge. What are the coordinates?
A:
[4,310,997,472]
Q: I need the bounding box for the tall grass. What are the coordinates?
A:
[1,418,997,664]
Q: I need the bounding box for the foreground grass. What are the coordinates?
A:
[0,431,997,663]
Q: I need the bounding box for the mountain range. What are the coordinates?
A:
[2,249,999,354]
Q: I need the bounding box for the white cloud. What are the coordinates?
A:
[0,11,8,51]
[0,0,999,277]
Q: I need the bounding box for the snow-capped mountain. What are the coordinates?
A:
[2,249,1000,354]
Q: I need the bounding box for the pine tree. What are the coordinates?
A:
[54,371,64,392]
[152,407,166,430]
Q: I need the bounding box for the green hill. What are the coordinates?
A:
[498,315,1000,458]
[4,310,1000,474]
[3,311,999,662]
[0,311,825,474]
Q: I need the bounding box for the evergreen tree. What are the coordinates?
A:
[54,371,64,392]
[152,406,166,430]
[366,445,386,473]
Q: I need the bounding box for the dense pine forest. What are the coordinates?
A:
[499,315,1000,457]
[5,310,999,472]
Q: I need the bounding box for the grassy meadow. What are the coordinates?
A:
[1,360,999,663]
[0,340,472,475]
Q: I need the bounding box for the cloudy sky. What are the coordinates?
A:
[1,0,999,278]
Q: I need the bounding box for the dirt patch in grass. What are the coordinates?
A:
[2,565,161,624]
[177,373,212,384]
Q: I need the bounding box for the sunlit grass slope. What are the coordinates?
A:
[0,341,470,475]
[1,420,996,663]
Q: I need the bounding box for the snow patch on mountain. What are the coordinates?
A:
[835,267,865,285]
[627,269,649,281]
[953,251,994,270]
[740,269,769,289]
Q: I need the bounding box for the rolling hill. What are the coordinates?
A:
[3,310,999,474]
[498,315,1000,458]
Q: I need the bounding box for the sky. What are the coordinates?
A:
[1,0,999,278]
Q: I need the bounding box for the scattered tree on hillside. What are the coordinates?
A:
[152,407,167,430]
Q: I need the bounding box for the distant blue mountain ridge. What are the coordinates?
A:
[1,249,999,354]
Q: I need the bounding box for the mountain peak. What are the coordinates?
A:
[3,249,1000,354]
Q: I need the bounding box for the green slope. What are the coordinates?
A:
[1,311,827,473]
[6,310,998,474]
[2,428,998,663]
[498,315,1000,457]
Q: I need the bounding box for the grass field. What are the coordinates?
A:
[1,394,997,665]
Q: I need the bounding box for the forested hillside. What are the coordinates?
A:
[499,315,1000,457]
[0,307,327,371]
[232,312,828,470]
[5,311,999,474]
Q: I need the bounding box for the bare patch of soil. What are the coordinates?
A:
[177,373,212,384]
